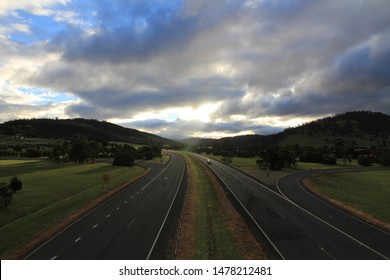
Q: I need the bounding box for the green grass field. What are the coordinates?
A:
[0,159,145,258]
[310,170,390,224]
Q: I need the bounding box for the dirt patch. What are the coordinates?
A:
[4,167,151,260]
[304,177,390,233]
[175,156,268,259]
[174,159,196,259]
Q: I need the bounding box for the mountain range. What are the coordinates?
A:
[0,118,179,147]
[1,111,389,149]
[182,111,390,149]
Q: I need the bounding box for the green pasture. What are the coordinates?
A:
[310,170,390,224]
[0,159,145,258]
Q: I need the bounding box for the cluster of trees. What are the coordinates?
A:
[0,145,52,158]
[0,177,23,208]
[1,134,163,167]
[256,147,297,170]
[113,145,162,167]
[50,135,162,166]
[193,141,390,170]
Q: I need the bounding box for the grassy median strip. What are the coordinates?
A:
[0,159,145,258]
[183,154,242,259]
[308,170,390,225]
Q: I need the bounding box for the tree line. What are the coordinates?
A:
[1,134,163,167]
[192,141,390,170]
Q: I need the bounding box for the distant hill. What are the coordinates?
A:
[185,111,390,149]
[0,118,179,146]
[278,111,390,147]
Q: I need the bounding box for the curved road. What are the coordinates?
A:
[195,154,390,260]
[25,153,186,260]
[277,169,390,259]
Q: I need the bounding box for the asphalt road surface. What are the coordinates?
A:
[277,170,390,259]
[195,154,390,260]
[25,153,186,260]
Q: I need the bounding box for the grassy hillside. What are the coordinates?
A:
[278,111,390,147]
[187,111,390,150]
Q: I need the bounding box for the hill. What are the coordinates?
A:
[0,118,179,146]
[278,111,390,147]
[187,111,390,151]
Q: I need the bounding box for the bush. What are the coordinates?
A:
[9,177,23,192]
[380,151,390,167]
[24,148,42,158]
[358,155,374,166]
[321,154,337,165]
[0,183,12,208]
[113,151,134,167]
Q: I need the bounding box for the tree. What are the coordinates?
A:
[113,145,135,166]
[358,155,373,166]
[0,183,12,208]
[52,144,62,162]
[9,177,23,192]
[87,141,100,163]
[0,177,24,207]
[69,135,88,164]
[321,154,337,165]
[379,151,390,167]
[259,148,284,170]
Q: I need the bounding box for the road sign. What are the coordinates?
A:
[102,174,110,183]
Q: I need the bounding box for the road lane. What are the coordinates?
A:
[25,153,186,260]
[195,155,389,260]
[277,170,390,259]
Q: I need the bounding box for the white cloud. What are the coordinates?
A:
[0,0,70,16]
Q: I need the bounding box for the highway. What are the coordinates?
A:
[25,153,186,260]
[195,154,390,260]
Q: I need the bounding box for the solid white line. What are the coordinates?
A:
[197,153,389,260]
[146,154,184,260]
[294,175,390,236]
[141,166,169,191]
[23,165,155,260]
[319,246,336,260]
[126,218,136,229]
[275,177,390,259]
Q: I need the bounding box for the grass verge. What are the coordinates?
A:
[306,170,390,230]
[0,159,146,258]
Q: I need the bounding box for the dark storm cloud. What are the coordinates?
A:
[55,0,242,64]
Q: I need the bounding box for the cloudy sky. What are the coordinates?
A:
[1,0,390,139]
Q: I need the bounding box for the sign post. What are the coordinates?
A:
[102,174,110,190]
